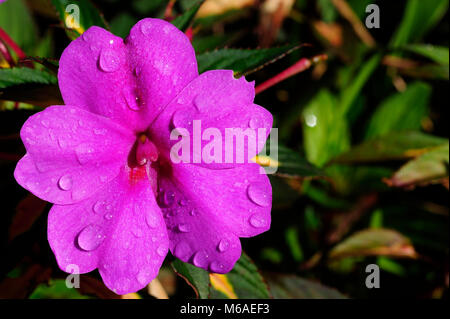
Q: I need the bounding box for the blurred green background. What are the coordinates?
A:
[0,0,448,299]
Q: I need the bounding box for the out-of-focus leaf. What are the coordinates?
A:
[390,0,448,48]
[397,63,449,80]
[339,53,381,115]
[30,279,90,299]
[209,253,271,299]
[404,44,449,66]
[0,67,62,107]
[386,143,449,188]
[0,67,57,88]
[0,0,37,54]
[109,12,137,38]
[0,264,52,299]
[266,273,347,299]
[302,89,350,167]
[9,194,46,241]
[255,145,325,178]
[172,0,204,32]
[51,0,108,40]
[364,82,431,139]
[171,259,210,299]
[329,228,418,260]
[331,131,447,164]
[196,44,298,76]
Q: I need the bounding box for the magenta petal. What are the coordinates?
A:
[158,162,271,272]
[14,105,134,204]
[150,70,273,169]
[48,170,168,295]
[58,19,197,131]
[125,18,198,124]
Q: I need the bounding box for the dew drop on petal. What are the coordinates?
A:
[162,190,175,207]
[104,213,113,220]
[210,261,225,273]
[217,239,230,253]
[179,199,187,206]
[145,211,158,228]
[248,117,260,129]
[99,49,120,73]
[189,209,197,216]
[77,224,105,251]
[193,250,209,268]
[41,120,50,128]
[156,245,167,257]
[247,183,270,207]
[75,143,95,165]
[177,223,190,233]
[132,227,143,238]
[174,242,191,259]
[193,94,208,112]
[123,87,141,111]
[58,175,73,191]
[249,214,268,228]
[140,21,152,35]
[136,269,151,285]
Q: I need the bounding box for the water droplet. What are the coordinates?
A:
[210,261,225,273]
[189,209,197,216]
[123,87,141,111]
[99,49,120,73]
[104,213,113,220]
[161,190,175,207]
[177,223,190,233]
[140,21,152,35]
[75,143,94,165]
[132,227,143,238]
[304,114,317,127]
[156,245,167,257]
[145,211,158,228]
[193,94,208,112]
[93,128,107,135]
[136,269,151,285]
[248,117,260,129]
[247,183,270,207]
[41,120,50,128]
[249,214,268,228]
[217,239,230,253]
[174,242,191,259]
[77,224,105,251]
[58,175,73,191]
[179,199,187,206]
[193,250,209,268]
[93,201,103,214]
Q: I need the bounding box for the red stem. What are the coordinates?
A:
[255,54,328,95]
[0,27,26,60]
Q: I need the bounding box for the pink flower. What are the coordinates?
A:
[14,18,272,294]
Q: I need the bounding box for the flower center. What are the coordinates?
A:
[135,133,159,166]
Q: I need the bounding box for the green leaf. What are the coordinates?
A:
[171,259,210,299]
[0,0,38,54]
[331,131,447,164]
[302,90,350,167]
[364,82,431,139]
[196,45,298,76]
[172,0,204,32]
[0,67,57,88]
[256,145,325,178]
[387,143,449,187]
[51,0,108,40]
[30,279,90,299]
[404,44,449,66]
[0,68,62,107]
[266,274,347,299]
[209,253,271,299]
[329,228,417,260]
[339,53,381,116]
[390,0,448,48]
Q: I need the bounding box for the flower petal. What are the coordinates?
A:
[150,70,273,169]
[14,105,134,204]
[157,161,271,272]
[58,19,198,131]
[48,169,168,295]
